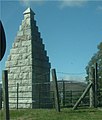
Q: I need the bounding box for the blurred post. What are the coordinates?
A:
[89,67,95,108]
[94,63,98,108]
[17,83,19,109]
[2,70,10,120]
[0,86,2,109]
[62,80,65,107]
[51,69,60,112]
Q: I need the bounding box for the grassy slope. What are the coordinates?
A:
[0,108,102,120]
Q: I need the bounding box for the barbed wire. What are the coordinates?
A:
[34,71,86,80]
[57,71,86,75]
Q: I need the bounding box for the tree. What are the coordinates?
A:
[85,42,102,89]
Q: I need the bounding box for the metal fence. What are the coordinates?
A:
[97,90,102,106]
[0,82,91,109]
[8,82,53,109]
[0,81,102,110]
[58,81,90,108]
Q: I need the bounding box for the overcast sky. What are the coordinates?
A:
[0,0,102,82]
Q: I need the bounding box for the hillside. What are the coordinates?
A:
[50,80,87,92]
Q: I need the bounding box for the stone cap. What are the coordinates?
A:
[23,7,35,16]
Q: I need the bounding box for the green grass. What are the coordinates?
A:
[0,108,102,120]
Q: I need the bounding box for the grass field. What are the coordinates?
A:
[0,108,102,120]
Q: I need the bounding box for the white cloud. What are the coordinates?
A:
[59,0,88,9]
[62,75,85,82]
[19,0,45,7]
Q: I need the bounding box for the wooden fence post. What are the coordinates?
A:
[94,63,98,108]
[89,67,95,108]
[17,83,19,109]
[0,87,2,109]
[70,90,72,106]
[51,69,60,112]
[2,70,10,120]
[62,80,65,107]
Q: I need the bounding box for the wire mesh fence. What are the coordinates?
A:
[0,70,102,110]
[0,87,102,110]
[57,81,90,108]
[0,81,102,110]
[8,82,53,109]
[98,90,102,106]
[1,82,90,109]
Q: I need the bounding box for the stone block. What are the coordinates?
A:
[9,104,17,108]
[9,93,17,98]
[18,60,24,66]
[22,40,31,47]
[5,61,10,68]
[13,41,22,48]
[21,66,32,73]
[14,74,19,80]
[22,73,29,79]
[29,72,32,79]
[19,72,31,80]
[22,53,29,59]
[17,30,23,36]
[8,79,17,85]
[18,93,23,98]
[26,18,31,25]
[7,55,11,61]
[9,86,17,92]
[19,85,32,91]
[10,48,19,54]
[22,80,32,85]
[27,35,32,40]
[18,100,31,105]
[19,73,23,79]
[16,80,22,85]
[18,103,32,108]
[24,29,31,35]
[22,92,32,97]
[12,60,18,66]
[27,45,32,53]
[19,47,27,53]
[9,99,17,103]
[10,67,21,73]
[8,74,14,80]
[11,54,22,60]
[15,36,27,42]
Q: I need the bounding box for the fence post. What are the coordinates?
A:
[38,84,40,108]
[89,67,95,108]
[2,70,10,120]
[94,63,98,108]
[0,87,2,109]
[62,80,65,107]
[51,69,60,112]
[17,83,19,109]
[70,90,72,106]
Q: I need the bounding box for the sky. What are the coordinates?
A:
[0,0,102,82]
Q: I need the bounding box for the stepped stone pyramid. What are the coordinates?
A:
[5,8,51,108]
